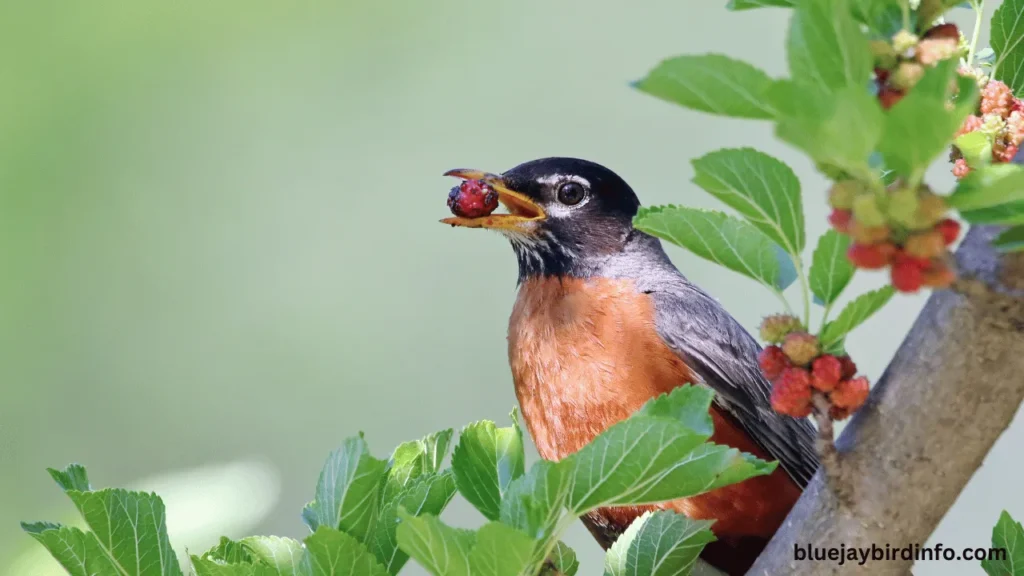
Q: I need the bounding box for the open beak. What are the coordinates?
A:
[441,169,546,231]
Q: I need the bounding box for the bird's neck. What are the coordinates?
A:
[513,228,675,285]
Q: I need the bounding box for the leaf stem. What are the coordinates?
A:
[819,302,834,334]
[796,260,811,328]
[967,1,984,69]
[771,286,796,317]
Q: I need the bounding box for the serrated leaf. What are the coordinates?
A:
[451,418,525,521]
[691,148,805,255]
[956,131,994,169]
[48,464,91,492]
[809,230,855,306]
[603,511,717,576]
[467,523,537,576]
[60,488,184,576]
[301,436,388,542]
[381,429,453,504]
[879,60,979,179]
[991,0,1024,94]
[203,536,255,564]
[396,512,475,576]
[770,82,883,178]
[634,206,793,292]
[305,527,390,576]
[548,542,580,576]
[728,0,795,8]
[565,386,777,514]
[241,536,309,576]
[500,461,571,541]
[820,286,896,348]
[787,0,872,91]
[949,164,1024,212]
[191,557,255,576]
[994,226,1024,253]
[22,523,121,576]
[372,471,458,574]
[982,510,1024,575]
[634,54,776,119]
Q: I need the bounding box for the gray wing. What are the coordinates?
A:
[648,281,820,487]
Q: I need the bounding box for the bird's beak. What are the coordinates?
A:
[441,169,546,231]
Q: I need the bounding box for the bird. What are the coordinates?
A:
[442,158,819,575]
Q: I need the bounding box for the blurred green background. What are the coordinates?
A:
[2,1,1020,575]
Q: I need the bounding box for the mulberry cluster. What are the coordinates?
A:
[951,80,1024,178]
[872,24,963,109]
[828,181,960,292]
[758,315,869,420]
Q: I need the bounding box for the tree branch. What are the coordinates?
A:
[747,225,1024,575]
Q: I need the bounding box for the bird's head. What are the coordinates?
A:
[442,157,643,279]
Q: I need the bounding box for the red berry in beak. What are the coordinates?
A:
[447,180,499,219]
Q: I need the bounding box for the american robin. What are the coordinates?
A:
[443,158,819,575]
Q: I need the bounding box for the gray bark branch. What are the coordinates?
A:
[746,225,1024,575]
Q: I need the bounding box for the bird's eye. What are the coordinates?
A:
[556,181,586,206]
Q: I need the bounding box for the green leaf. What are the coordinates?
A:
[787,0,872,91]
[809,230,855,306]
[691,148,805,255]
[381,429,453,504]
[949,164,1024,212]
[467,523,537,576]
[770,82,884,178]
[500,460,571,542]
[306,527,390,576]
[241,536,308,576]
[728,0,795,8]
[634,55,776,119]
[22,523,120,576]
[634,206,793,292]
[982,510,1024,575]
[372,471,458,574]
[851,0,905,37]
[991,0,1024,94]
[396,512,475,576]
[955,132,994,170]
[202,537,255,564]
[820,286,896,348]
[730,0,904,37]
[301,436,389,542]
[48,464,92,492]
[994,226,1024,253]
[603,511,717,576]
[498,461,573,573]
[879,61,979,179]
[634,383,716,435]
[548,542,580,576]
[190,557,255,576]
[62,488,183,576]
[451,416,525,521]
[565,386,777,514]
[961,202,1024,226]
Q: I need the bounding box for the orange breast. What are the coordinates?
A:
[507,276,801,539]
